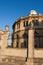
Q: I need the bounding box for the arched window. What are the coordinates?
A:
[22,31,28,48]
[23,21,28,27]
[16,41,19,48]
[16,34,19,48]
[21,40,27,48]
[42,20,43,26]
[34,31,40,48]
[32,20,38,26]
[23,32,28,39]
[17,22,20,29]
[16,34,19,39]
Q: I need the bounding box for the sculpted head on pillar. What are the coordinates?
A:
[5,25,9,32]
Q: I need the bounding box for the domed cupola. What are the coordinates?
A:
[29,10,38,16]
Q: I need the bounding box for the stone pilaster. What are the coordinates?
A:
[1,26,10,56]
[13,39,17,48]
[26,27,34,65]
[0,26,10,62]
[28,29,34,58]
[1,28,10,49]
[18,39,21,48]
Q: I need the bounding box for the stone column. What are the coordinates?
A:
[13,39,17,48]
[1,25,10,53]
[26,27,34,65]
[1,32,10,49]
[28,28,34,58]
[0,25,10,62]
[18,39,21,48]
[2,25,10,49]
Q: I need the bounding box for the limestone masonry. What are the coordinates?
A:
[0,10,43,65]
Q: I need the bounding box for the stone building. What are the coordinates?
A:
[12,10,43,65]
[0,10,43,65]
[12,10,43,48]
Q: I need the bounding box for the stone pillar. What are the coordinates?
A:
[28,28,34,58]
[13,39,17,48]
[1,32,10,49]
[18,39,21,48]
[0,25,10,62]
[26,27,34,65]
[1,25,10,49]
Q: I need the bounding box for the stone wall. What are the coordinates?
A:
[34,49,43,58]
[1,48,27,57]
[1,55,26,65]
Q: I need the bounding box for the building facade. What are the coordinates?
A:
[12,10,43,65]
[0,10,43,65]
[12,10,43,49]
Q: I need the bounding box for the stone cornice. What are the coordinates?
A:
[12,15,43,29]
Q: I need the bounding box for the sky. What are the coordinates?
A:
[0,0,43,34]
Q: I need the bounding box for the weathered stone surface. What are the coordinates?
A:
[1,10,43,65]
